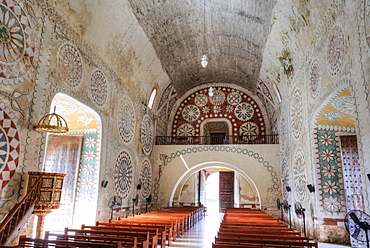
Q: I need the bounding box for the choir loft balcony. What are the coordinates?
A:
[155,134,279,146]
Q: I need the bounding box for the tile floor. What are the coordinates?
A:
[168,213,352,248]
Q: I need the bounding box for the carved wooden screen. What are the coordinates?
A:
[219,171,234,213]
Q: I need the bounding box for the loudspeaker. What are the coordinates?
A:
[307,184,315,193]
[137,184,142,190]
[286,186,291,192]
[101,180,108,188]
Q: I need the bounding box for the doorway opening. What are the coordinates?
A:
[202,121,231,144]
[176,168,259,213]
[205,172,219,215]
[42,93,102,231]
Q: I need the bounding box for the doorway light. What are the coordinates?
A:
[208,86,214,97]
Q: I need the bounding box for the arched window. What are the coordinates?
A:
[148,89,157,109]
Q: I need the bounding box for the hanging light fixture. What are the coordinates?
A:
[201,0,208,68]
[201,55,208,68]
[34,106,69,133]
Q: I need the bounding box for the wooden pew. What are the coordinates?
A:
[213,238,318,247]
[65,228,153,248]
[97,221,167,248]
[81,224,158,246]
[215,208,318,248]
[110,206,203,246]
[44,232,140,248]
[219,222,289,229]
[12,235,124,248]
[217,232,310,242]
[121,215,183,237]
[218,228,301,236]
[117,216,179,243]
[212,241,318,248]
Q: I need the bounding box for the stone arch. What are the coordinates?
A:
[169,161,262,207]
[168,83,271,138]
[154,145,280,208]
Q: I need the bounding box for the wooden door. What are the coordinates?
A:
[340,135,364,247]
[340,135,364,211]
[219,171,234,212]
[43,135,83,230]
[210,132,226,145]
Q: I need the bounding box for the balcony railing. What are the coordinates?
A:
[155,134,279,145]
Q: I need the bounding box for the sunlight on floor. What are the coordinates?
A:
[168,211,352,248]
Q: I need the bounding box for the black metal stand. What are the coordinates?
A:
[303,212,306,237]
[132,199,136,216]
[280,204,283,222]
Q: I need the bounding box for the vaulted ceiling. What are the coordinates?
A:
[128,0,277,96]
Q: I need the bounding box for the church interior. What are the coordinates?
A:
[0,0,369,247]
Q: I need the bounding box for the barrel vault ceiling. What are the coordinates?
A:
[128,0,277,96]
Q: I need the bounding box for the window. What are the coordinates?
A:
[148,89,157,109]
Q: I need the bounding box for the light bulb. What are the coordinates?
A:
[201,55,208,68]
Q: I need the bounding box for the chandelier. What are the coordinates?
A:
[201,55,208,68]
[35,106,69,133]
[201,0,208,68]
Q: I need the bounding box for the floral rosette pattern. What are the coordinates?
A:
[327,24,345,77]
[140,158,152,198]
[235,103,254,121]
[171,86,266,139]
[140,114,154,155]
[0,0,35,84]
[194,94,208,107]
[239,122,259,140]
[291,89,303,139]
[90,69,108,106]
[117,97,136,145]
[316,129,345,213]
[279,109,289,153]
[182,105,200,122]
[114,150,133,199]
[177,123,195,136]
[309,58,321,99]
[293,148,307,202]
[57,43,83,88]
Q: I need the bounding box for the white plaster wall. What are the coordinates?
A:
[178,174,197,204]
[239,173,259,205]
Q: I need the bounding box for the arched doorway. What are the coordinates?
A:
[173,165,260,213]
[313,87,363,245]
[202,120,231,144]
[42,93,102,231]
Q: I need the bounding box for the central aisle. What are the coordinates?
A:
[169,212,223,248]
[168,210,351,248]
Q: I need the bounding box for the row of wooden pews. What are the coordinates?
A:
[213,208,318,248]
[111,206,205,246]
[3,206,204,248]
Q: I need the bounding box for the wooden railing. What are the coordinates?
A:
[0,176,42,245]
[155,134,279,145]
